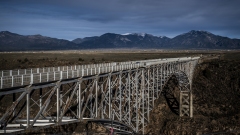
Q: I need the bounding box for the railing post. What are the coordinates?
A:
[40,73,41,83]
[1,77,2,89]
[12,76,14,87]
[31,74,33,84]
[21,75,24,85]
[67,70,68,79]
[77,69,79,77]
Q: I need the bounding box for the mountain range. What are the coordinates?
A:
[0,30,240,51]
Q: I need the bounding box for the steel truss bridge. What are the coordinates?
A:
[0,57,199,134]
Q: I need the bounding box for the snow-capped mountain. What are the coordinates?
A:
[122,33,155,37]
[1,30,240,51]
[170,30,240,48]
[78,32,170,48]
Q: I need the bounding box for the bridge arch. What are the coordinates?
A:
[162,70,192,117]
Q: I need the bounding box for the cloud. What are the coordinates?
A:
[0,0,240,40]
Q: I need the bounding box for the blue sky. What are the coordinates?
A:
[0,0,240,40]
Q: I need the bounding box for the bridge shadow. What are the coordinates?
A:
[162,75,180,115]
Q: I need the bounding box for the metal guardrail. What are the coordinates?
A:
[0,57,200,89]
[0,63,118,77]
[0,57,189,77]
[0,63,143,89]
[0,60,151,77]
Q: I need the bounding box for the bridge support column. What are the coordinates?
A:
[190,92,193,118]
[135,70,139,132]
[128,72,131,125]
[119,71,122,122]
[147,68,150,121]
[108,74,111,119]
[156,66,159,98]
[78,82,81,119]
[152,67,155,107]
[60,85,63,118]
[95,77,98,118]
[39,88,42,110]
[179,92,182,116]
[190,81,193,118]
[26,92,30,128]
[56,84,60,122]
[12,93,16,116]
[179,91,190,117]
[141,69,145,135]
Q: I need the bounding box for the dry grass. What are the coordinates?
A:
[0,49,239,70]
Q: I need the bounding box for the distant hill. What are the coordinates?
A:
[72,36,99,44]
[0,30,240,51]
[169,30,240,49]
[0,31,78,51]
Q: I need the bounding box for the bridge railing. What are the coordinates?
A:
[0,62,120,77]
[0,58,169,77]
[0,63,144,89]
[0,57,176,77]
[0,57,200,89]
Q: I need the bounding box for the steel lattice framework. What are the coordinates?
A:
[0,57,199,134]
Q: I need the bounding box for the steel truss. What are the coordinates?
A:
[0,57,199,134]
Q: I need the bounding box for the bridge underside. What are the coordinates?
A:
[0,57,199,134]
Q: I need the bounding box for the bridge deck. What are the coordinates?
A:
[0,57,198,90]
